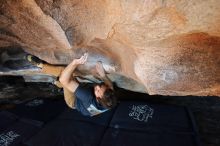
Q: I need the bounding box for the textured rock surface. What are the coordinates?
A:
[0,0,220,96]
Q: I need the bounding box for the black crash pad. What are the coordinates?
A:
[26,120,106,146]
[109,101,195,132]
[25,101,201,146]
[100,101,201,146]
[8,98,66,123]
[0,111,18,132]
[0,118,42,146]
[25,108,116,146]
[100,128,198,146]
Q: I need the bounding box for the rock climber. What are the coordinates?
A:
[26,53,117,116]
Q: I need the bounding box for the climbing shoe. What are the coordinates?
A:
[26,54,43,68]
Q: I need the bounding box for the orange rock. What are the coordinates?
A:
[0,0,219,96]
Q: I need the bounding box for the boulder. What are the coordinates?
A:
[0,0,219,96]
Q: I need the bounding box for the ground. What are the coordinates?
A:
[0,76,219,146]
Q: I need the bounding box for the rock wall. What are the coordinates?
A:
[0,0,220,96]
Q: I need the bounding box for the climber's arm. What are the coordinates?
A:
[96,61,114,90]
[59,53,88,92]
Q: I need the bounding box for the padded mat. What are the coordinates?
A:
[0,111,18,132]
[0,118,42,146]
[26,119,107,146]
[110,101,194,132]
[8,98,66,123]
[100,128,198,146]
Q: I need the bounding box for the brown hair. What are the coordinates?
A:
[97,87,117,109]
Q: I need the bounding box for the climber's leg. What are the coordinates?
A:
[63,87,76,109]
[26,54,76,108]
[26,54,65,77]
[40,63,65,77]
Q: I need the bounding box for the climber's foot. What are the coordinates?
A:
[26,54,43,68]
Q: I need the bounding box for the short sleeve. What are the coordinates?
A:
[74,83,93,102]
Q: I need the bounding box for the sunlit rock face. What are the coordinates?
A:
[0,0,220,96]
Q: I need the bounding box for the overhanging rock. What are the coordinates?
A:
[0,0,219,96]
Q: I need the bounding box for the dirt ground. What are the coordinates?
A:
[0,76,219,146]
